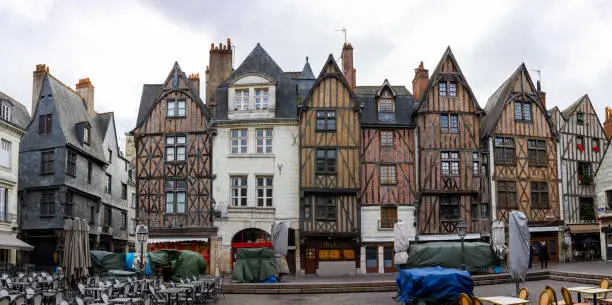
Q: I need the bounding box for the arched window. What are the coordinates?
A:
[232,228,271,244]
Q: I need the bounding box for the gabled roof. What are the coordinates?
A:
[356,80,416,127]
[301,54,358,108]
[0,91,31,129]
[548,106,566,133]
[134,62,209,130]
[416,46,482,113]
[562,94,587,118]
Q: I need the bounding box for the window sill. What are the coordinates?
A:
[441,174,460,177]
[380,183,397,186]
[228,153,275,158]
[40,215,54,219]
[40,173,54,176]
[166,115,187,119]
[165,160,187,164]
[315,130,337,133]
[515,120,533,124]
[229,206,275,210]
[378,227,394,231]
[441,131,459,134]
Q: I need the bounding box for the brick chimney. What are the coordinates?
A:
[604,107,612,139]
[32,64,49,115]
[76,78,95,117]
[341,43,356,89]
[412,61,429,101]
[206,38,233,118]
[537,80,546,109]
[188,73,200,97]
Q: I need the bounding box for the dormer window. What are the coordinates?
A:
[167,99,186,117]
[378,99,394,121]
[235,89,249,111]
[255,88,269,110]
[0,102,12,121]
[577,112,584,124]
[83,126,90,145]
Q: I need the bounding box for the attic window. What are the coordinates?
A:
[167,99,186,117]
[255,88,269,110]
[378,99,394,122]
[83,126,90,145]
[0,102,12,121]
[577,112,584,124]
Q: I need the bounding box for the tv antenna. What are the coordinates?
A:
[530,69,541,83]
[336,27,347,44]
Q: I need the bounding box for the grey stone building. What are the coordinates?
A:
[19,65,130,267]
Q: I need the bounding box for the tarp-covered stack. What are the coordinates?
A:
[232,248,278,283]
[271,221,290,274]
[396,267,473,304]
[394,221,411,265]
[91,251,126,274]
[146,250,207,281]
[404,242,500,272]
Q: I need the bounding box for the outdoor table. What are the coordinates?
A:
[568,286,598,302]
[479,296,531,305]
[569,287,612,305]
[158,287,189,305]
[84,287,108,299]
[110,297,143,304]
[11,282,29,292]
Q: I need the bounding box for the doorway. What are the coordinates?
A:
[365,247,378,273]
[304,248,317,274]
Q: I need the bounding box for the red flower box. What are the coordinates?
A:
[577,144,584,152]
[593,145,599,152]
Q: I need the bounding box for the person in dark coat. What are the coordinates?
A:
[528,244,534,268]
[539,241,549,269]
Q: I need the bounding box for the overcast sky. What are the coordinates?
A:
[1,0,612,149]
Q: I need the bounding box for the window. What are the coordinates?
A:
[256,129,272,153]
[121,212,127,229]
[167,99,186,117]
[366,247,377,270]
[0,188,7,221]
[303,204,311,220]
[473,152,479,176]
[131,193,136,209]
[380,165,397,184]
[515,101,532,121]
[90,205,96,224]
[577,112,584,124]
[87,160,92,184]
[530,182,549,209]
[40,191,55,217]
[105,174,112,194]
[255,88,269,110]
[234,89,249,111]
[440,114,458,133]
[384,247,394,269]
[378,99,394,121]
[0,103,11,121]
[230,129,248,154]
[380,131,393,146]
[380,206,397,228]
[497,181,517,209]
[105,206,112,226]
[165,180,186,213]
[578,162,593,185]
[440,195,459,220]
[83,127,90,144]
[593,138,600,152]
[108,149,112,163]
[38,114,52,134]
[315,149,337,175]
[494,137,515,165]
[449,82,457,97]
[41,150,54,174]
[576,136,584,152]
[607,190,612,210]
[65,191,73,217]
[316,111,336,131]
[441,151,459,176]
[528,140,547,167]
[316,197,336,221]
[0,139,10,168]
[256,176,273,207]
[121,183,127,199]
[66,150,76,177]
[231,176,248,206]
[439,82,447,96]
[580,197,595,221]
[166,135,186,161]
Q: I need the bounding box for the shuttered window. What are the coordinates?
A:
[497,181,517,209]
[494,137,515,165]
[380,206,397,228]
[316,197,336,222]
[530,182,549,209]
[528,140,546,167]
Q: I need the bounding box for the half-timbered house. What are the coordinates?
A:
[357,80,416,273]
[413,47,487,241]
[210,42,314,274]
[552,95,609,259]
[132,63,217,271]
[482,64,561,261]
[298,47,361,275]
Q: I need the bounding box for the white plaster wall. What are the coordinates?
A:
[361,205,415,242]
[595,143,612,260]
[0,124,23,263]
[227,74,277,120]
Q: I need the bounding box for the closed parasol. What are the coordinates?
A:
[63,218,92,282]
[509,211,530,295]
[271,221,289,274]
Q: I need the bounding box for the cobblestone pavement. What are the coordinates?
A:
[219,280,589,305]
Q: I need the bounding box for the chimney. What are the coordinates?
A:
[206,38,233,118]
[412,61,429,101]
[341,43,356,89]
[32,64,49,115]
[188,73,200,97]
[604,107,612,139]
[76,78,95,117]
[536,80,546,109]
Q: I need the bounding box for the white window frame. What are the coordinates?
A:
[234,89,249,111]
[256,176,273,207]
[165,180,186,213]
[1,102,11,121]
[166,135,186,162]
[231,129,248,154]
[256,129,272,153]
[167,99,186,117]
[0,139,10,168]
[255,88,269,110]
[83,127,90,144]
[231,176,248,206]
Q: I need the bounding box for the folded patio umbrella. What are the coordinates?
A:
[271,221,289,274]
[509,211,530,295]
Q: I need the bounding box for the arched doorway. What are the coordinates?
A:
[231,228,272,270]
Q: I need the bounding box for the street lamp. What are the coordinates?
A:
[136,225,149,271]
[457,220,467,271]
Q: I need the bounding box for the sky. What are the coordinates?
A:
[1,0,612,150]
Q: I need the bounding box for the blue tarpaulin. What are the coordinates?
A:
[125,253,152,275]
[396,267,474,304]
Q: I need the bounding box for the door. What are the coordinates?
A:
[365,247,378,273]
[304,248,317,274]
[383,247,395,273]
[286,250,296,274]
[607,234,612,260]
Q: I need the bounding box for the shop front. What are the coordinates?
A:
[529,226,561,263]
[568,224,601,261]
[301,236,358,275]
[600,222,612,260]
[362,242,394,274]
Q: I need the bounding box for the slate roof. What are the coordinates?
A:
[562,94,587,118]
[136,84,162,126]
[214,43,313,120]
[0,91,31,129]
[356,81,416,127]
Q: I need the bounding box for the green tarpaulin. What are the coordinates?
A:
[404,242,500,272]
[91,251,126,274]
[146,250,207,281]
[232,248,278,283]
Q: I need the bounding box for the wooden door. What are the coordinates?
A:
[365,247,378,273]
[304,248,317,274]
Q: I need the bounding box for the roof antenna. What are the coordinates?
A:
[530,69,542,90]
[336,27,347,44]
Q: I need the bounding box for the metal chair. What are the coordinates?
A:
[585,278,609,303]
[459,293,473,305]
[472,296,483,305]
[0,296,8,305]
[10,294,25,305]
[31,293,43,305]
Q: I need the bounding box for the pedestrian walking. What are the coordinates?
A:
[539,241,549,269]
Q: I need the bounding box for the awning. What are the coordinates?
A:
[148,237,208,244]
[528,226,561,233]
[417,233,481,241]
[569,224,599,234]
[0,235,34,251]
